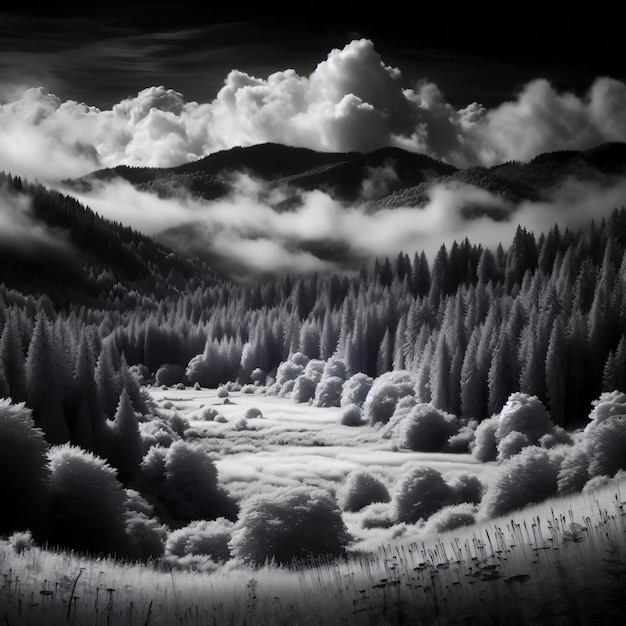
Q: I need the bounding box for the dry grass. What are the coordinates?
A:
[1,479,625,625]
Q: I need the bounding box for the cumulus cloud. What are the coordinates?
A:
[2,39,626,182]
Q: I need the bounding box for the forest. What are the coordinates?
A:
[2,164,626,623]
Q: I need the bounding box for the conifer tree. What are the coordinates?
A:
[25,313,69,444]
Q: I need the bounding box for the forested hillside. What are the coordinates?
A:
[2,169,625,441]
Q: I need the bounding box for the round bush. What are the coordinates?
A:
[217,386,229,399]
[155,364,185,387]
[341,373,374,408]
[340,404,363,426]
[323,358,348,381]
[291,375,317,403]
[496,393,554,444]
[250,368,266,385]
[165,518,234,562]
[479,446,560,519]
[587,416,626,478]
[471,418,498,461]
[497,431,531,460]
[557,442,591,495]
[276,361,305,385]
[278,379,296,398]
[364,372,416,426]
[448,472,483,505]
[313,375,344,407]
[125,512,167,560]
[229,486,350,566]
[290,352,310,367]
[140,441,238,523]
[245,407,263,419]
[338,470,390,512]
[47,444,134,557]
[303,359,325,384]
[398,404,459,452]
[421,503,478,534]
[0,400,50,537]
[394,467,454,524]
[586,391,626,431]
[200,407,221,422]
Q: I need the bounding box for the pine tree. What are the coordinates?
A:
[0,310,27,402]
[25,313,69,444]
[545,316,568,426]
[106,389,143,483]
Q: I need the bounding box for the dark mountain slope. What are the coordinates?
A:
[0,173,215,308]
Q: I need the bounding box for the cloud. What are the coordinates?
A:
[0,184,71,253]
[59,170,626,279]
[2,39,626,182]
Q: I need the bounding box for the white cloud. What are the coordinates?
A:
[59,169,626,279]
[2,40,626,182]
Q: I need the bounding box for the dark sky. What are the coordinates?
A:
[1,8,623,109]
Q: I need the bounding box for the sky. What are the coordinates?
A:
[2,9,625,181]
[2,8,626,275]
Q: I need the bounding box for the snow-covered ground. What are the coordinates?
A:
[149,387,499,550]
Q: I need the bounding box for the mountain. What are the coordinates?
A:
[0,173,215,308]
[68,143,457,204]
[374,142,626,216]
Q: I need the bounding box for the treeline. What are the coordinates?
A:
[2,173,626,434]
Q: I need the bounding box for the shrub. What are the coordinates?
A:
[471,418,498,461]
[8,530,35,554]
[245,407,263,419]
[291,352,310,367]
[495,393,555,444]
[557,442,591,494]
[323,358,348,381]
[446,421,478,453]
[125,512,167,560]
[278,380,296,397]
[193,382,201,390]
[276,360,305,385]
[139,420,178,451]
[200,407,221,421]
[448,472,483,505]
[129,364,150,384]
[303,359,325,383]
[341,373,374,408]
[229,486,350,566]
[155,364,185,387]
[175,382,185,390]
[47,444,134,558]
[421,503,478,534]
[587,416,626,478]
[394,467,454,524]
[340,404,363,426]
[497,431,531,460]
[479,446,560,519]
[250,368,266,385]
[398,404,459,452]
[364,372,415,426]
[166,518,234,562]
[185,354,211,388]
[139,440,238,523]
[0,400,49,537]
[313,375,344,407]
[586,391,626,431]
[291,375,317,403]
[338,470,390,512]
[217,386,229,398]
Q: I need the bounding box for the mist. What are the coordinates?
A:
[59,171,626,277]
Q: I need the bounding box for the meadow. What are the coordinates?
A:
[1,388,625,625]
